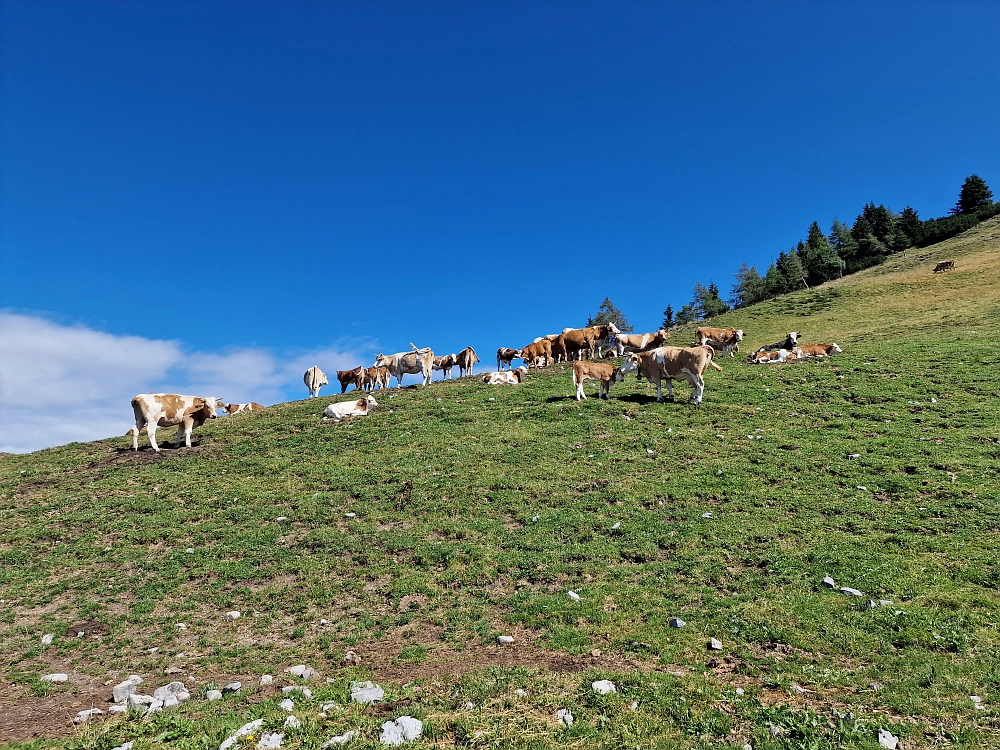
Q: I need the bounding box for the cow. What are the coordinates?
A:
[795,343,843,357]
[496,347,520,371]
[701,337,741,355]
[756,332,800,353]
[615,329,669,356]
[373,366,392,390]
[483,366,527,384]
[933,260,957,273]
[694,327,744,357]
[323,395,378,421]
[556,324,620,361]
[518,338,552,368]
[336,366,364,394]
[304,366,329,398]
[748,349,797,364]
[620,346,722,405]
[456,346,480,377]
[130,394,224,452]
[433,354,458,380]
[572,361,623,401]
[223,402,265,414]
[374,343,435,387]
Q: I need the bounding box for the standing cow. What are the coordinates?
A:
[374,344,435,387]
[496,347,520,371]
[621,346,722,405]
[304,366,329,398]
[456,346,480,377]
[130,394,224,451]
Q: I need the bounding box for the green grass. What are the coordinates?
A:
[2,219,1000,748]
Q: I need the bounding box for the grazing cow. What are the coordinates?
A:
[483,366,527,384]
[518,339,552,368]
[615,329,669,356]
[336,366,364,394]
[694,327,744,357]
[933,260,957,273]
[374,343,435,387]
[323,395,378,421]
[756,332,800,353]
[130,394,223,451]
[621,346,722,405]
[223,402,265,415]
[456,346,480,377]
[701,337,741,355]
[572,361,623,401]
[795,343,843,357]
[496,347,520,370]
[557,324,621,361]
[304,366,329,398]
[433,354,458,380]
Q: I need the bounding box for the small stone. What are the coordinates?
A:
[222,681,242,695]
[380,716,423,745]
[611,522,620,530]
[668,617,685,628]
[350,680,384,703]
[344,512,356,518]
[282,686,313,699]
[320,618,328,625]
[343,651,360,666]
[112,743,133,750]
[322,731,358,747]
[567,590,581,602]
[769,725,782,737]
[515,689,527,697]
[113,679,139,702]
[840,587,864,597]
[41,634,54,645]
[497,635,515,645]
[153,681,187,700]
[127,693,161,712]
[321,702,340,712]
[301,667,319,680]
[225,611,241,621]
[207,689,223,701]
[276,516,288,521]
[287,665,306,677]
[165,666,183,675]
[848,453,860,459]
[108,704,128,714]
[592,679,617,695]
[646,449,654,454]
[176,690,191,703]
[280,698,295,711]
[822,576,836,588]
[877,728,899,749]
[701,512,713,519]
[463,701,474,709]
[284,715,301,729]
[162,695,179,708]
[735,687,745,696]
[742,744,753,750]
[257,733,285,749]
[73,708,103,724]
[531,515,539,523]
[176,623,187,630]
[931,397,937,403]
[591,648,602,657]
[147,646,158,653]
[556,708,574,727]
[708,638,723,651]
[488,397,495,401]
[41,673,68,683]
[790,683,806,694]
[856,485,867,491]
[260,674,274,685]
[219,719,264,750]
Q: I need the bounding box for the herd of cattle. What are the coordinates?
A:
[126,324,841,451]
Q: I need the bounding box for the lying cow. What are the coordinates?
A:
[572,361,623,401]
[756,332,800,353]
[223,402,265,414]
[796,343,842,357]
[621,346,722,405]
[933,260,956,273]
[496,347,520,370]
[304,366,328,398]
[616,329,669,356]
[433,354,458,380]
[337,367,364,393]
[323,395,378,421]
[456,346,480,377]
[483,366,527,384]
[375,343,434,387]
[130,394,223,451]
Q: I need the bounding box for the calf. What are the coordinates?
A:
[130,394,223,451]
[795,343,842,357]
[483,366,527,384]
[496,347,520,370]
[620,346,722,405]
[337,366,364,393]
[433,354,458,380]
[572,361,623,401]
[756,332,800,353]
[323,395,378,421]
[304,366,328,398]
[223,402,265,414]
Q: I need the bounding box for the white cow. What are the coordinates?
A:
[304,366,329,398]
[374,344,434,387]
[323,395,378,421]
[130,394,223,452]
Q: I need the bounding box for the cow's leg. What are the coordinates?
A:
[147,423,160,452]
[690,375,705,404]
[665,379,676,402]
[132,419,144,451]
[575,380,584,400]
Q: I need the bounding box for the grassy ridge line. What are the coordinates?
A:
[0,220,999,748]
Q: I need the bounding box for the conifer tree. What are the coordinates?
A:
[730,262,767,308]
[952,175,994,215]
[587,297,634,332]
[661,304,675,330]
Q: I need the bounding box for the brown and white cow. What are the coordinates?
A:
[323,395,378,421]
[375,344,435,387]
[518,339,552,368]
[621,346,722,405]
[615,329,669,356]
[336,366,364,394]
[572,361,623,401]
[223,402,265,415]
[304,366,329,398]
[130,394,224,451]
[433,354,458,380]
[456,346,480,377]
[496,347,520,371]
[483,366,527,384]
[556,324,621,361]
[695,327,744,357]
[795,343,842,357]
[756,332,800,353]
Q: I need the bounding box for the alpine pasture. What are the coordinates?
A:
[2,219,999,748]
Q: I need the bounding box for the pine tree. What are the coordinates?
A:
[800,221,844,284]
[730,262,767,308]
[692,282,729,319]
[675,304,696,325]
[828,218,857,274]
[952,174,994,215]
[898,206,923,246]
[776,250,808,290]
[661,304,675,330]
[586,297,634,332]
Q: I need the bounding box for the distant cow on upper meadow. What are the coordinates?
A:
[304,366,328,398]
[375,344,435,387]
[130,394,224,452]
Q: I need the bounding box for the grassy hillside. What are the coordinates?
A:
[2,219,999,749]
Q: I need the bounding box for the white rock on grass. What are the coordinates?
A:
[380,716,423,746]
[611,522,620,530]
[556,708,574,727]
[322,731,358,747]
[108,704,128,714]
[840,587,864,597]
[280,698,295,711]
[260,675,274,686]
[566,591,581,602]
[186,548,194,554]
[822,576,836,588]
[113,678,140,702]
[127,694,163,713]
[222,681,242,695]
[668,617,686,628]
[343,651,361,665]
[496,635,515,645]
[112,742,133,750]
[219,719,264,750]
[41,634,54,645]
[41,673,68,682]
[282,685,313,698]
[350,681,384,704]
[877,728,899,749]
[73,708,103,724]
[515,689,528,697]
[592,680,617,695]
[153,681,188,701]
[207,689,223,701]
[225,611,241,621]
[287,665,306,677]
[257,733,285,749]
[708,638,723,651]
[284,715,301,729]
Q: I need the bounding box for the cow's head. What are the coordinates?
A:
[200,396,224,417]
[787,332,799,345]
[374,353,390,368]
[612,367,624,383]
[735,329,745,341]
[365,396,379,409]
[830,343,842,354]
[609,322,621,335]
[620,353,641,376]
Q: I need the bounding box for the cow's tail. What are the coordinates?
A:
[705,348,723,372]
[410,342,432,353]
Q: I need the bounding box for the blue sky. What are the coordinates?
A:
[2,1,999,450]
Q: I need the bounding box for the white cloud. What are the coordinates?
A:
[0,312,368,454]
